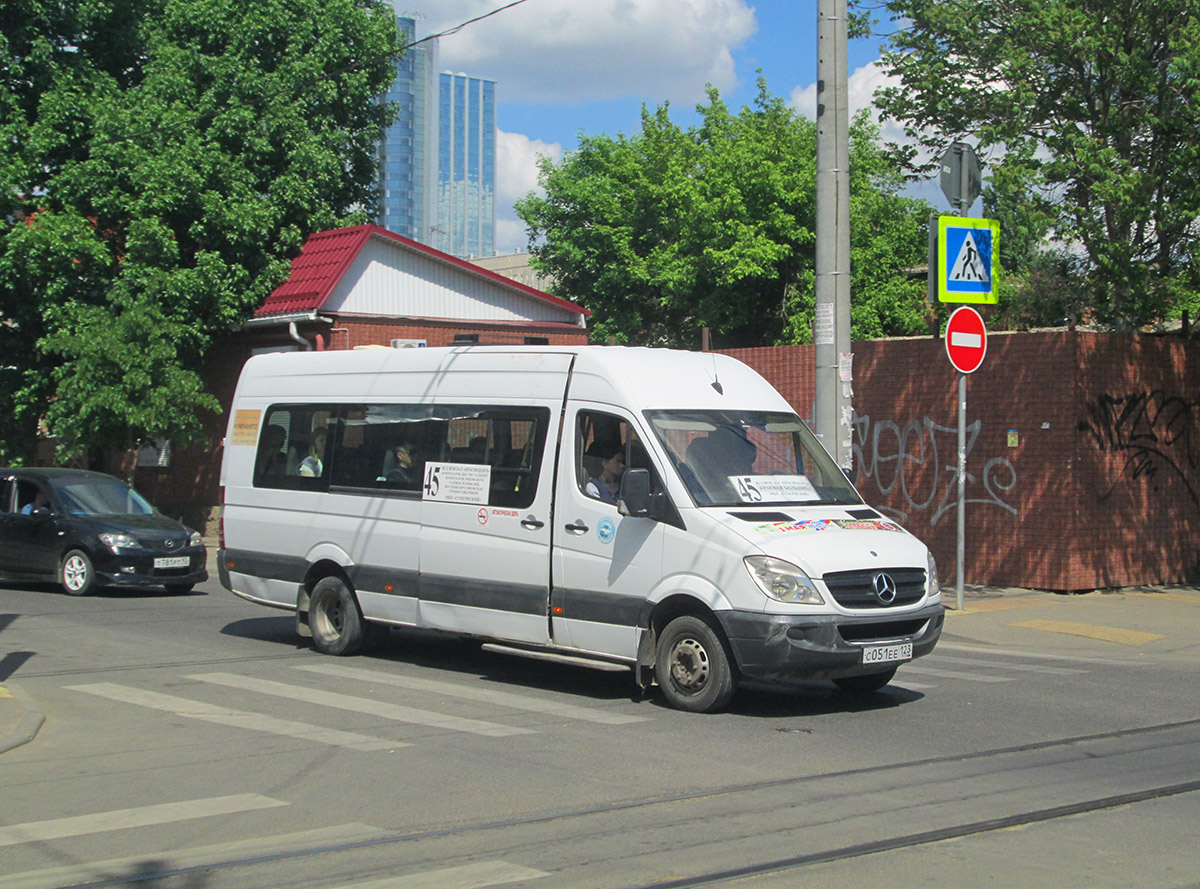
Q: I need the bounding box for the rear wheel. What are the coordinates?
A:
[61,550,95,596]
[833,666,898,694]
[654,615,737,713]
[309,576,372,656]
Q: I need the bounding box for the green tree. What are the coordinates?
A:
[783,111,933,343]
[875,0,1200,329]
[517,81,933,349]
[0,0,399,465]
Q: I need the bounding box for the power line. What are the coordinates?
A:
[404,0,531,50]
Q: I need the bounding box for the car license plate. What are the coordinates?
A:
[862,642,913,665]
[154,556,190,570]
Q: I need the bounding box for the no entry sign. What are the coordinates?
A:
[945,306,987,374]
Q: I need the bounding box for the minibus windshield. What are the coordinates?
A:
[645,410,862,508]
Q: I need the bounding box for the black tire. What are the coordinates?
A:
[309,576,371,656]
[654,615,737,713]
[60,549,96,596]
[164,583,194,595]
[833,666,898,694]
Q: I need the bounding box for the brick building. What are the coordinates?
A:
[134,224,589,530]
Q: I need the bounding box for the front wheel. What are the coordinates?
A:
[309,576,372,656]
[833,666,898,694]
[61,550,96,596]
[654,615,737,713]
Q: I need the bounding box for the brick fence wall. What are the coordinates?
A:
[131,329,1198,591]
[725,332,1200,591]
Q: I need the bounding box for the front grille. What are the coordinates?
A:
[141,535,188,553]
[823,567,926,609]
[838,618,928,642]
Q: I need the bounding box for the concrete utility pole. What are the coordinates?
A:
[814,0,852,469]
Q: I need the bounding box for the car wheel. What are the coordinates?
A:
[309,576,372,656]
[164,583,194,595]
[833,666,898,694]
[61,549,96,596]
[654,615,737,713]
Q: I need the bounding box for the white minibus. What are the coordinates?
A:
[218,346,943,712]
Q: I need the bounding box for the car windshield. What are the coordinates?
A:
[645,410,862,508]
[50,477,156,516]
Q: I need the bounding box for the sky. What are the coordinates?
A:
[403,0,921,254]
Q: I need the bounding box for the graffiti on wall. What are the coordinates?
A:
[1083,390,1200,505]
[852,413,1018,525]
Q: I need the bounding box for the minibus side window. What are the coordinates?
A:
[576,411,666,507]
[437,406,550,509]
[329,404,432,493]
[254,405,333,491]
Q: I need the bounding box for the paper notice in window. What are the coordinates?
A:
[423,462,492,505]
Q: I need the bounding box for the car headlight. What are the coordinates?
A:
[99,533,139,550]
[744,556,824,605]
[928,550,941,600]
[189,531,203,548]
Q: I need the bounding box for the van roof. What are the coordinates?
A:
[239,346,796,414]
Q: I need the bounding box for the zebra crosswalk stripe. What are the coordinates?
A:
[331,860,550,889]
[188,672,535,737]
[295,663,647,725]
[0,793,286,847]
[67,683,404,751]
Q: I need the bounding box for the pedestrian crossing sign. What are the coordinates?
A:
[938,216,1000,304]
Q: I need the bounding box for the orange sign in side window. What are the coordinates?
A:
[230,409,262,446]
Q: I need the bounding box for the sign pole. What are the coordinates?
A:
[957,160,971,613]
[944,306,987,610]
[956,372,966,612]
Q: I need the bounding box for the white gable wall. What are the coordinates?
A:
[320,236,582,326]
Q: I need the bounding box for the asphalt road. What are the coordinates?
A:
[2,577,1199,888]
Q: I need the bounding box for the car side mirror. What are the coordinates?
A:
[618,469,657,519]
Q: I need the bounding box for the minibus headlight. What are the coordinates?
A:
[927,551,941,600]
[744,556,824,605]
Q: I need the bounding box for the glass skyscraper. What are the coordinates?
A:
[376,17,496,259]
[435,72,496,259]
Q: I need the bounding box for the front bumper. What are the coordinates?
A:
[717,602,944,684]
[93,547,208,590]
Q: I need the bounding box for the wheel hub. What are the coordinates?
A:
[669,638,710,690]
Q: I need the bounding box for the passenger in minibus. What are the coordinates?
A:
[298,427,327,477]
[585,442,625,504]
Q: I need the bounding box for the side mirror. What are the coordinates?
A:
[618,469,655,518]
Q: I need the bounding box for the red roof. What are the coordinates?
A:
[254,224,589,319]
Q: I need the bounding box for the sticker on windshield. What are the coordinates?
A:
[731,475,819,503]
[755,518,904,536]
[755,519,833,535]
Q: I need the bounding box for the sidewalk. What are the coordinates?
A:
[942,583,1200,659]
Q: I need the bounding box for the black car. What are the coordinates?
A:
[0,468,208,595]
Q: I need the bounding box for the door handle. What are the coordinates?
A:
[521,515,545,530]
[564,520,589,534]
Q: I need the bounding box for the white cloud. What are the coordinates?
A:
[494,129,563,253]
[411,0,757,105]
[790,60,904,140]
[790,59,939,173]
